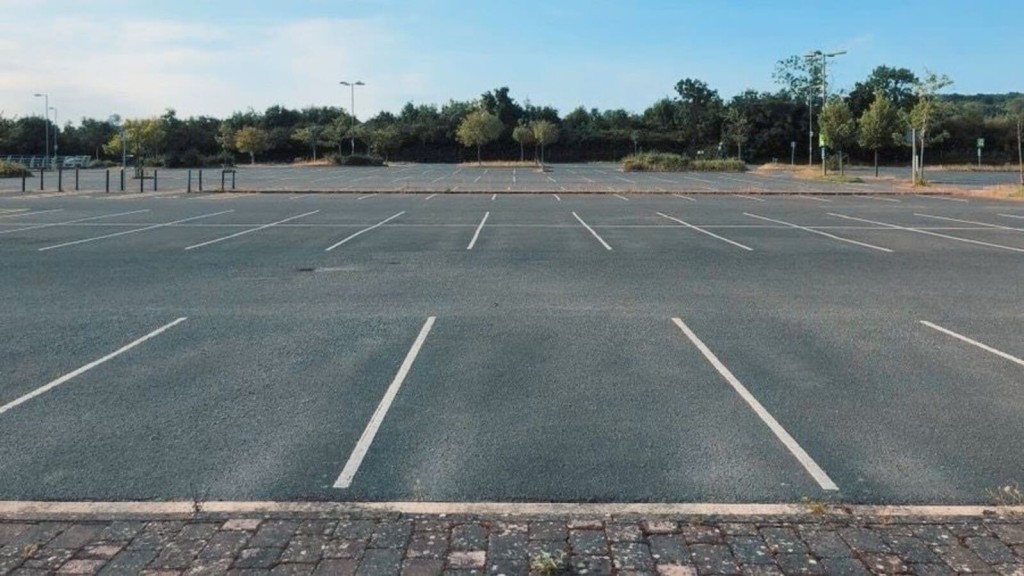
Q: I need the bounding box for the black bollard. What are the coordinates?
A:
[75,167,80,191]
[21,172,26,192]
[105,170,110,193]
[199,169,203,192]
[120,169,125,191]
[39,168,44,191]
[139,170,144,193]
[221,170,225,192]
[154,169,158,191]
[187,170,192,193]
[231,170,236,190]
[58,166,63,192]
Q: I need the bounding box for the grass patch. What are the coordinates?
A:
[933,163,1021,172]
[622,152,746,172]
[824,175,864,183]
[458,160,540,168]
[0,160,31,178]
[333,154,385,167]
[987,483,1024,507]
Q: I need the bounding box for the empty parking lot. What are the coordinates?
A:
[0,185,1022,505]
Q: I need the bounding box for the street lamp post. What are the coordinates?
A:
[804,50,846,172]
[339,80,365,156]
[49,106,59,161]
[33,93,49,170]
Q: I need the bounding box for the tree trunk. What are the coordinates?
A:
[312,144,317,162]
[540,144,545,165]
[476,144,481,165]
[519,142,524,162]
[250,152,255,165]
[738,143,742,162]
[874,149,879,177]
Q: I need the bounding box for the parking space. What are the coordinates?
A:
[0,191,1022,504]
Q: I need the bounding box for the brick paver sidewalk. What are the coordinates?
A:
[1,509,1023,575]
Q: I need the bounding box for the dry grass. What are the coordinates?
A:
[457,160,540,168]
[932,163,1022,172]
[961,184,1024,201]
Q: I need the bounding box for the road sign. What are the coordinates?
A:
[977,138,985,148]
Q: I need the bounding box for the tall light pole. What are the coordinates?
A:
[49,106,59,160]
[804,50,846,170]
[33,93,49,169]
[339,80,365,155]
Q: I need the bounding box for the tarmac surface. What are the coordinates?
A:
[0,181,1022,506]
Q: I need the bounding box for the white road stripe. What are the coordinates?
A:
[467,211,489,250]
[324,212,404,251]
[921,321,1024,368]
[0,210,149,236]
[914,213,1023,231]
[184,210,320,250]
[999,213,1024,221]
[856,195,901,203]
[0,318,188,416]
[915,194,968,203]
[0,209,64,220]
[734,194,766,202]
[745,213,893,253]
[671,317,839,491]
[572,212,612,250]
[795,195,833,203]
[672,194,696,202]
[491,194,496,201]
[358,194,377,200]
[553,194,561,202]
[39,211,233,251]
[657,212,753,251]
[829,213,1024,253]
[614,194,630,201]
[335,317,436,489]
[424,194,437,200]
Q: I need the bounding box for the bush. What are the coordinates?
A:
[692,159,747,172]
[0,161,31,178]
[622,152,692,172]
[334,154,386,167]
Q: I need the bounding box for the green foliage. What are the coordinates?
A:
[858,90,903,175]
[724,108,751,160]
[530,120,559,163]
[622,152,746,172]
[234,126,269,164]
[103,117,166,162]
[511,124,535,161]
[291,125,327,160]
[0,160,31,178]
[456,109,503,162]
[333,154,385,166]
[819,99,857,174]
[910,69,955,181]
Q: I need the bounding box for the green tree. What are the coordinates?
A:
[234,126,269,165]
[369,125,403,161]
[1007,97,1024,185]
[512,123,535,162]
[531,120,559,164]
[103,118,166,164]
[909,69,954,183]
[848,66,919,117]
[292,125,326,161]
[857,90,903,176]
[674,78,724,149]
[818,99,857,175]
[456,109,503,164]
[723,108,751,161]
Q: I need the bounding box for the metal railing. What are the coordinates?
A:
[1,155,92,169]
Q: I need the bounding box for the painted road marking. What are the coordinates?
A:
[184,210,320,250]
[553,194,561,202]
[1000,213,1024,221]
[38,211,233,251]
[657,212,752,251]
[335,317,436,489]
[424,194,437,201]
[745,213,893,253]
[467,211,490,250]
[856,195,901,203]
[671,317,839,491]
[795,195,833,203]
[0,210,149,236]
[0,209,64,220]
[491,194,496,201]
[614,194,629,201]
[572,212,612,251]
[357,194,377,200]
[0,318,188,416]
[829,213,1024,254]
[673,194,696,202]
[734,194,766,202]
[916,194,968,203]
[915,213,1024,231]
[921,321,1024,368]
[324,212,405,251]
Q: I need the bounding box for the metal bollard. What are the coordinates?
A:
[120,169,125,191]
[187,170,192,193]
[75,167,80,191]
[58,166,63,192]
[105,170,110,193]
[39,168,44,191]
[153,169,158,191]
[139,170,144,193]
[221,170,225,192]
[199,169,203,192]
[231,170,236,190]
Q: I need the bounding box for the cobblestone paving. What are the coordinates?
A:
[0,513,1021,575]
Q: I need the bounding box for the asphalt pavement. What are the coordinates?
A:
[0,190,1022,505]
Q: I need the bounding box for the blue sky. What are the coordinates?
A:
[1,0,1020,125]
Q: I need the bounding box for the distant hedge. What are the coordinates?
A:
[334,154,386,167]
[0,161,31,178]
[621,152,746,172]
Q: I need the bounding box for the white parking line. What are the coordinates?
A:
[914,213,1023,231]
[553,194,562,202]
[657,212,753,251]
[671,317,839,491]
[424,194,437,201]
[335,316,436,489]
[915,194,968,203]
[0,208,64,220]
[829,213,1024,253]
[920,321,1024,368]
[358,194,377,200]
[856,195,901,203]
[491,194,496,201]
[572,212,612,250]
[0,318,188,416]
[793,195,833,203]
[184,210,320,250]
[1000,214,1024,221]
[734,194,766,202]
[38,211,233,251]
[745,213,893,253]
[467,211,489,250]
[613,194,629,201]
[0,210,149,236]
[672,194,696,202]
[324,211,405,251]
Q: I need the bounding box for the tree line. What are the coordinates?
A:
[1,58,1022,168]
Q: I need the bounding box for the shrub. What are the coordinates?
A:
[692,159,747,172]
[622,152,691,172]
[334,154,386,167]
[0,161,31,178]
